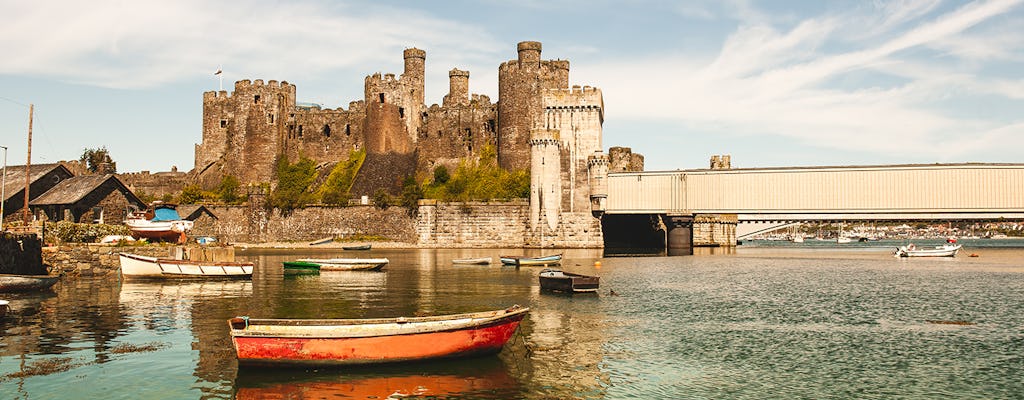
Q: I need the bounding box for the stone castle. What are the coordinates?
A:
[119,40,648,247]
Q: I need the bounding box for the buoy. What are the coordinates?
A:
[969,253,979,257]
[594,261,602,268]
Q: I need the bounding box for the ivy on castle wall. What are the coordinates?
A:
[270,156,318,213]
[422,145,529,201]
[318,149,366,205]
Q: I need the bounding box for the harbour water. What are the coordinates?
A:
[2,241,1023,399]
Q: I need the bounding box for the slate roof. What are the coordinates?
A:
[29,174,141,206]
[2,163,71,202]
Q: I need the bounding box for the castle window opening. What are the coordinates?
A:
[323,124,331,137]
[399,107,404,118]
[345,124,351,136]
[254,95,261,104]
[268,113,275,124]
[379,93,385,103]
[220,119,227,128]
[298,125,303,137]
[487,119,495,132]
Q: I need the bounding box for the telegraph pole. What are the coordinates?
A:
[23,104,32,225]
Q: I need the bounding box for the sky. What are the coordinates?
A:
[1,0,1022,173]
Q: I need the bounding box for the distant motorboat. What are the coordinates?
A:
[836,236,853,244]
[894,243,962,257]
[342,244,372,251]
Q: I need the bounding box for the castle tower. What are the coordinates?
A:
[587,151,609,217]
[403,48,426,123]
[497,41,570,171]
[541,85,604,213]
[530,128,562,232]
[443,68,470,107]
[196,79,296,187]
[363,48,426,155]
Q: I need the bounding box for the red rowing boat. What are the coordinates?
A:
[228,305,529,367]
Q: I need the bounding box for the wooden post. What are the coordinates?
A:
[23,104,33,225]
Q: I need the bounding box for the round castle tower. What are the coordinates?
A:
[529,128,562,232]
[443,68,470,107]
[497,41,570,171]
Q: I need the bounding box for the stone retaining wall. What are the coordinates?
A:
[191,205,417,244]
[43,244,173,277]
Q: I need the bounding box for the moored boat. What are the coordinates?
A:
[295,258,388,271]
[119,253,254,279]
[125,202,194,243]
[0,299,8,318]
[451,257,492,265]
[342,244,372,250]
[0,274,60,293]
[227,305,529,367]
[282,261,320,275]
[894,243,961,257]
[499,254,562,266]
[538,269,599,293]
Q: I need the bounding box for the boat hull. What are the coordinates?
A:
[539,270,599,293]
[499,254,562,266]
[119,253,254,279]
[296,258,388,271]
[0,274,60,293]
[895,244,961,257]
[229,307,528,367]
[451,257,492,265]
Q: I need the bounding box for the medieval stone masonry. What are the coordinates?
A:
[180,41,627,247]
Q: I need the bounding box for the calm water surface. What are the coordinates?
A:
[2,241,1023,399]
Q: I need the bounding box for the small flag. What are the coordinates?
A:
[214,69,222,75]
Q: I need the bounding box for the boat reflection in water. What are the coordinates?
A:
[233,357,522,399]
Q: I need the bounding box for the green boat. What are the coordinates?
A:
[282,261,321,275]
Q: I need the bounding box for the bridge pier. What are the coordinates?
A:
[666,215,694,256]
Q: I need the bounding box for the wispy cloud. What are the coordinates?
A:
[0,0,499,89]
[581,0,1024,163]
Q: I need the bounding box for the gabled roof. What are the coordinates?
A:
[2,163,73,202]
[29,174,143,206]
[177,204,219,221]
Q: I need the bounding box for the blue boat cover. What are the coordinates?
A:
[152,207,182,221]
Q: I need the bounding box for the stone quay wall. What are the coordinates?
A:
[192,205,418,244]
[417,200,604,248]
[44,245,170,277]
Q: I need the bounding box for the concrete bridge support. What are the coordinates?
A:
[666,215,694,256]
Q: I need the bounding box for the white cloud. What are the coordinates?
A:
[577,0,1024,163]
[0,0,499,89]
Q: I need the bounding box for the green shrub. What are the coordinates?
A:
[49,222,132,244]
[422,145,529,201]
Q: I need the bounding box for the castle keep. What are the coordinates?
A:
[191,41,627,247]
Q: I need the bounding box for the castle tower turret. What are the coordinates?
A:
[530,128,562,232]
[587,151,609,217]
[443,68,470,107]
[498,41,570,171]
[517,41,542,63]
[403,48,426,109]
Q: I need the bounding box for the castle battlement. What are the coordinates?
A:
[543,85,603,109]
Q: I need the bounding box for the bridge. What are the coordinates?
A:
[599,163,1024,253]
